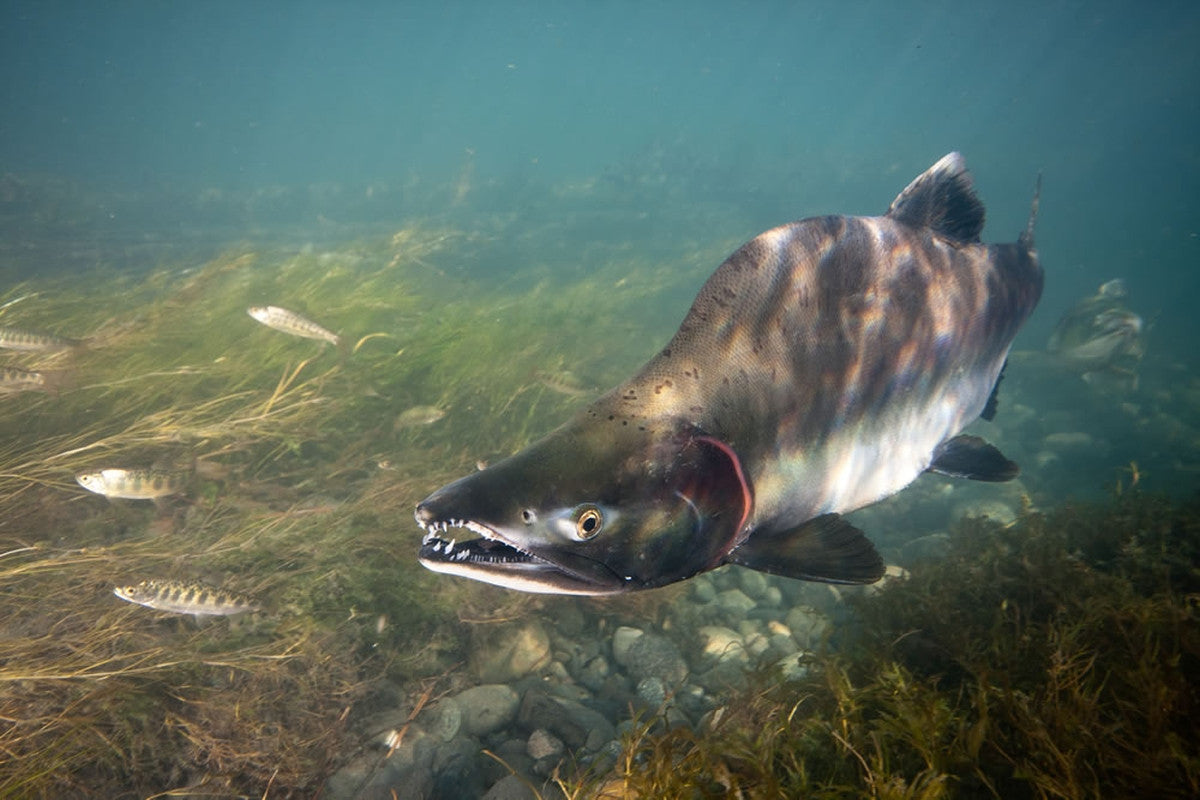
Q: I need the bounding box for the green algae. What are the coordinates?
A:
[581,492,1200,799]
[0,214,703,797]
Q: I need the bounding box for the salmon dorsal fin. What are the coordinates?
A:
[886,152,985,243]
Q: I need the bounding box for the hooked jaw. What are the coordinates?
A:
[414,503,628,595]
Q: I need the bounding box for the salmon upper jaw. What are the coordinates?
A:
[417,518,534,566]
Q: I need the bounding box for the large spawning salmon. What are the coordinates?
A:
[416,153,1043,595]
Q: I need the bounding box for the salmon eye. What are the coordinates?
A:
[573,505,603,539]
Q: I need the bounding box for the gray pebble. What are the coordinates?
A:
[636,676,666,707]
[527,728,565,760]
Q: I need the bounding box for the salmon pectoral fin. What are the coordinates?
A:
[726,514,885,584]
[929,434,1019,482]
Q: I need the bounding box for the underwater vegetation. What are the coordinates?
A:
[0,212,722,798]
[586,491,1199,799]
[0,184,1197,797]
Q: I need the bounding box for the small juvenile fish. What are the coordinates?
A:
[394,405,446,430]
[0,326,81,352]
[113,579,259,617]
[75,468,189,500]
[0,365,62,394]
[247,305,340,346]
[536,369,591,398]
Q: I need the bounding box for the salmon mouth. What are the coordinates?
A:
[414,512,625,595]
[416,518,536,568]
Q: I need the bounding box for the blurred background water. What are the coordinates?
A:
[3,0,1197,344]
[2,1,1198,796]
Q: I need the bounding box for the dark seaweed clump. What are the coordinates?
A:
[592,491,1200,799]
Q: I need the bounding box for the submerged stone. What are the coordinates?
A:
[784,607,829,649]
[526,728,565,760]
[471,622,551,683]
[635,676,667,708]
[454,684,520,737]
[716,588,757,615]
[618,632,688,685]
[610,625,644,665]
[697,626,747,666]
[426,697,462,742]
[517,689,616,750]
[481,774,539,800]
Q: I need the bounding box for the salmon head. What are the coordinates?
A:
[415,418,752,595]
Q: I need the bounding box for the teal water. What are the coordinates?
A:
[3,1,1197,338]
[1,1,1197,796]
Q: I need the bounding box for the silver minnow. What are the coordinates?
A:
[75,468,189,500]
[247,305,340,346]
[414,153,1043,595]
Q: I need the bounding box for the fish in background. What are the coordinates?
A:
[247,305,341,347]
[1046,278,1144,391]
[0,325,83,352]
[0,365,71,395]
[415,152,1043,595]
[394,405,446,430]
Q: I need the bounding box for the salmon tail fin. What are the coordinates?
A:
[886,152,985,243]
[1019,170,1042,252]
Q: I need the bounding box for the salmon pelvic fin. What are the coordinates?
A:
[886,151,985,243]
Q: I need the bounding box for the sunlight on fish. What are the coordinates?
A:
[247,305,340,346]
[75,468,189,500]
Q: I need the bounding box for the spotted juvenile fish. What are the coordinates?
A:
[0,365,62,394]
[0,326,81,352]
[113,579,259,616]
[247,305,340,346]
[416,153,1043,595]
[75,468,189,500]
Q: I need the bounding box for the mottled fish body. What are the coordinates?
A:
[0,365,56,394]
[247,305,340,346]
[75,468,189,500]
[113,579,259,616]
[415,153,1043,595]
[0,326,81,352]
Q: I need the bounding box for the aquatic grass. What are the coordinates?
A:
[0,502,393,798]
[0,216,858,795]
[0,188,1197,798]
[0,229,540,796]
[567,493,1200,799]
